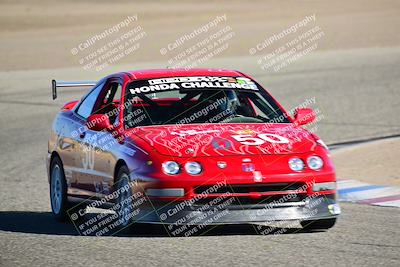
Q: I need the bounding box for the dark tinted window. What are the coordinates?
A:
[124,76,290,128]
[76,81,106,118]
[93,82,122,124]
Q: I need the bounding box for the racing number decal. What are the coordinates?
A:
[82,144,95,170]
[231,134,289,145]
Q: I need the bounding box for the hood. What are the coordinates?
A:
[127,123,317,158]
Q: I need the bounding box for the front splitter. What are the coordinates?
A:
[131,196,340,225]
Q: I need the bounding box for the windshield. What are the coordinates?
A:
[123,76,290,128]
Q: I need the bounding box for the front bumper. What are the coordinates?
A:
[129,169,340,225]
[132,195,340,225]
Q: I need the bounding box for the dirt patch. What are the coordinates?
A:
[332,138,400,186]
[1,0,400,71]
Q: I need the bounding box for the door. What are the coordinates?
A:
[73,79,123,198]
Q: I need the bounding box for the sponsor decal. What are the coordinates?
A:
[234,129,255,135]
[171,129,219,137]
[129,76,258,95]
[212,138,231,150]
[121,146,136,156]
[242,162,255,172]
[94,181,110,195]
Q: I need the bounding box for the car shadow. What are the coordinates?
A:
[0,211,313,237]
[0,211,79,236]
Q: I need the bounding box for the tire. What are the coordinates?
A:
[115,165,135,232]
[300,218,337,231]
[49,156,71,222]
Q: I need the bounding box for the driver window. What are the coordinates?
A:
[75,81,106,119]
[93,82,122,124]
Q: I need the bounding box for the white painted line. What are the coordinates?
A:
[339,187,400,201]
[337,179,371,189]
[373,199,400,208]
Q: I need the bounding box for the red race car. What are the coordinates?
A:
[47,68,340,234]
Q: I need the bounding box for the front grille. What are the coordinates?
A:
[191,194,307,209]
[194,182,305,195]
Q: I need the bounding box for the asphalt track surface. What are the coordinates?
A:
[0,47,399,266]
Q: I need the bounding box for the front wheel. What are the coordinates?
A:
[300,218,337,231]
[115,166,135,231]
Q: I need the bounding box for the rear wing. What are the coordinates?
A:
[52,80,97,100]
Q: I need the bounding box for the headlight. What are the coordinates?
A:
[288,158,305,172]
[307,156,324,170]
[184,162,202,175]
[162,161,180,175]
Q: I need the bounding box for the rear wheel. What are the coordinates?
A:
[300,218,337,231]
[50,156,71,222]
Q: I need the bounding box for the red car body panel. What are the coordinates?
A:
[47,68,340,225]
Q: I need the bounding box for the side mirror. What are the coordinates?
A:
[86,114,112,131]
[62,100,78,111]
[294,108,316,126]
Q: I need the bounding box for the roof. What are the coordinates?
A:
[124,68,245,80]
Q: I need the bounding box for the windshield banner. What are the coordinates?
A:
[129,76,259,95]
